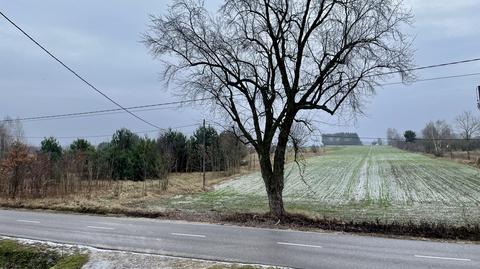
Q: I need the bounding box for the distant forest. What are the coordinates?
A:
[322,133,363,146]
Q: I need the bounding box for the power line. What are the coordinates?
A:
[17,106,180,122]
[17,123,200,140]
[0,97,213,123]
[0,11,161,130]
[2,8,480,127]
[409,58,480,72]
[374,58,480,77]
[1,106,177,123]
[381,72,480,86]
[18,132,479,142]
[5,119,479,142]
[4,69,480,124]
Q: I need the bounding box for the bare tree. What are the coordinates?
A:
[0,125,11,158]
[144,0,413,218]
[456,111,480,160]
[386,128,401,147]
[0,117,24,158]
[422,120,454,157]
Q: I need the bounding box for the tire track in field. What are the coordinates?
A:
[368,152,382,203]
[377,156,393,205]
[334,151,365,204]
[352,146,372,203]
[370,147,395,205]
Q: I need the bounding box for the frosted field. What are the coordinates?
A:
[167,146,480,225]
[218,146,480,205]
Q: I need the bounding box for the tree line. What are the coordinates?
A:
[322,133,363,146]
[386,111,480,160]
[0,121,247,199]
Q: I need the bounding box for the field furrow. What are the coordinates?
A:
[208,146,480,225]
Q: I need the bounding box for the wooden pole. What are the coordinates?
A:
[477,86,480,111]
[202,119,206,190]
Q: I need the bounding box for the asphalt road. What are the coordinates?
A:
[0,209,478,269]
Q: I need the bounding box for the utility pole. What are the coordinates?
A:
[477,86,480,111]
[202,119,206,190]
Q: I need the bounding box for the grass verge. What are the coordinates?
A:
[1,202,479,242]
[0,240,88,269]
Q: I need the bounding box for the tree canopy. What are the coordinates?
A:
[404,130,416,143]
[40,137,62,161]
[69,139,95,153]
[322,133,362,146]
[145,0,414,218]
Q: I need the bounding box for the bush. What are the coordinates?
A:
[0,142,34,198]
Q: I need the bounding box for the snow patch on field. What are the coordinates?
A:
[212,146,480,224]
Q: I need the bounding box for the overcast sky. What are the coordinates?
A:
[1,0,480,146]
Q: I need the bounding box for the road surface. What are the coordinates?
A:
[0,209,478,269]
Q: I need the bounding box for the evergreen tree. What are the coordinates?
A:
[40,137,62,161]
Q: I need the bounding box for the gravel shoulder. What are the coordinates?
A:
[1,236,282,269]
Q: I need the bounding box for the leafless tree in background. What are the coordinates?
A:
[0,125,10,158]
[456,111,480,160]
[386,128,401,147]
[144,0,413,218]
[0,117,24,158]
[422,120,455,157]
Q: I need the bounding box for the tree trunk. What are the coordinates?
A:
[467,138,471,160]
[266,175,285,218]
[258,152,285,219]
[258,122,292,220]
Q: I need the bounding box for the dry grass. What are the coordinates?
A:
[422,150,480,169]
[0,148,326,215]
[449,150,480,165]
[0,170,257,216]
[0,149,326,219]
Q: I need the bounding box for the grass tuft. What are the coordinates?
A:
[51,254,89,269]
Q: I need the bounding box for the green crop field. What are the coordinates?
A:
[166,146,480,226]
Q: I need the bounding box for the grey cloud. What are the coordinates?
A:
[1,0,479,146]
